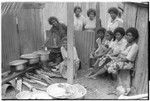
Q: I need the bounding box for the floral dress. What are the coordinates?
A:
[106,42,138,74]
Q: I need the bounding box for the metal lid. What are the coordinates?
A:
[20,53,39,59]
[33,50,50,55]
[9,60,28,66]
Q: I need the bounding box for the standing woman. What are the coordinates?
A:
[74,6,85,31]
[107,7,123,32]
[84,8,101,31]
[48,16,67,46]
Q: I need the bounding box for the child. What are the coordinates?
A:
[89,27,106,67]
[52,37,80,79]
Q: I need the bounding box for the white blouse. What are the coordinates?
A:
[84,18,96,29]
[60,46,79,61]
[74,14,85,31]
[107,17,123,32]
[111,38,127,54]
[120,43,138,61]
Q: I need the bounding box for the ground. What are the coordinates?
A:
[2,67,118,99]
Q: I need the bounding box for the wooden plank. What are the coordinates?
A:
[2,14,20,72]
[67,3,74,84]
[133,6,148,94]
[123,3,138,30]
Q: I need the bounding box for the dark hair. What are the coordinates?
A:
[114,27,125,37]
[97,27,106,34]
[61,37,67,43]
[126,27,139,41]
[106,30,115,40]
[74,6,82,13]
[87,8,96,17]
[107,7,119,15]
[48,16,59,25]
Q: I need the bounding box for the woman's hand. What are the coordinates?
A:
[64,57,68,61]
[120,58,128,62]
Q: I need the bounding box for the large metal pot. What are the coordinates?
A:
[9,60,28,72]
[33,50,50,62]
[20,53,39,65]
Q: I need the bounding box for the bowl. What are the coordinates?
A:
[47,83,87,99]
[16,91,32,99]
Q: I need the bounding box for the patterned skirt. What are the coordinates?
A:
[106,58,134,74]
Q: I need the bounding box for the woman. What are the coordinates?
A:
[107,7,123,32]
[74,6,85,31]
[89,27,106,67]
[84,8,101,31]
[48,16,67,45]
[86,30,115,78]
[106,27,139,95]
[53,38,80,79]
[87,27,127,79]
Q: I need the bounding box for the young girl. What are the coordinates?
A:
[89,27,106,67]
[53,37,80,79]
[87,27,127,79]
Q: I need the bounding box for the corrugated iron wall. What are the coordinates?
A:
[74,31,95,69]
[2,6,43,72]
[2,14,20,72]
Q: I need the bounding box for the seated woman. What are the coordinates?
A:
[106,27,139,95]
[89,27,106,67]
[52,37,80,79]
[86,30,115,78]
[87,27,127,79]
[83,8,101,31]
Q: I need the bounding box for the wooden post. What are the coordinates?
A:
[67,3,74,84]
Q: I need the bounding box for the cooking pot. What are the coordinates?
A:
[9,60,28,72]
[33,50,50,62]
[20,53,39,64]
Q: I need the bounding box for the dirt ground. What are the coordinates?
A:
[2,67,118,99]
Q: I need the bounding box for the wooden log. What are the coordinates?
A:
[2,66,39,85]
[67,3,74,84]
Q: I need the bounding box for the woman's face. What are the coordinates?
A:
[105,33,112,41]
[62,41,67,50]
[75,9,81,17]
[89,12,95,20]
[110,11,117,20]
[115,32,123,41]
[98,31,105,39]
[51,20,58,27]
[125,32,134,43]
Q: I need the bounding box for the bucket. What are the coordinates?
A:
[33,50,50,62]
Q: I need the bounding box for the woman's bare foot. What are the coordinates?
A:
[87,75,97,79]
